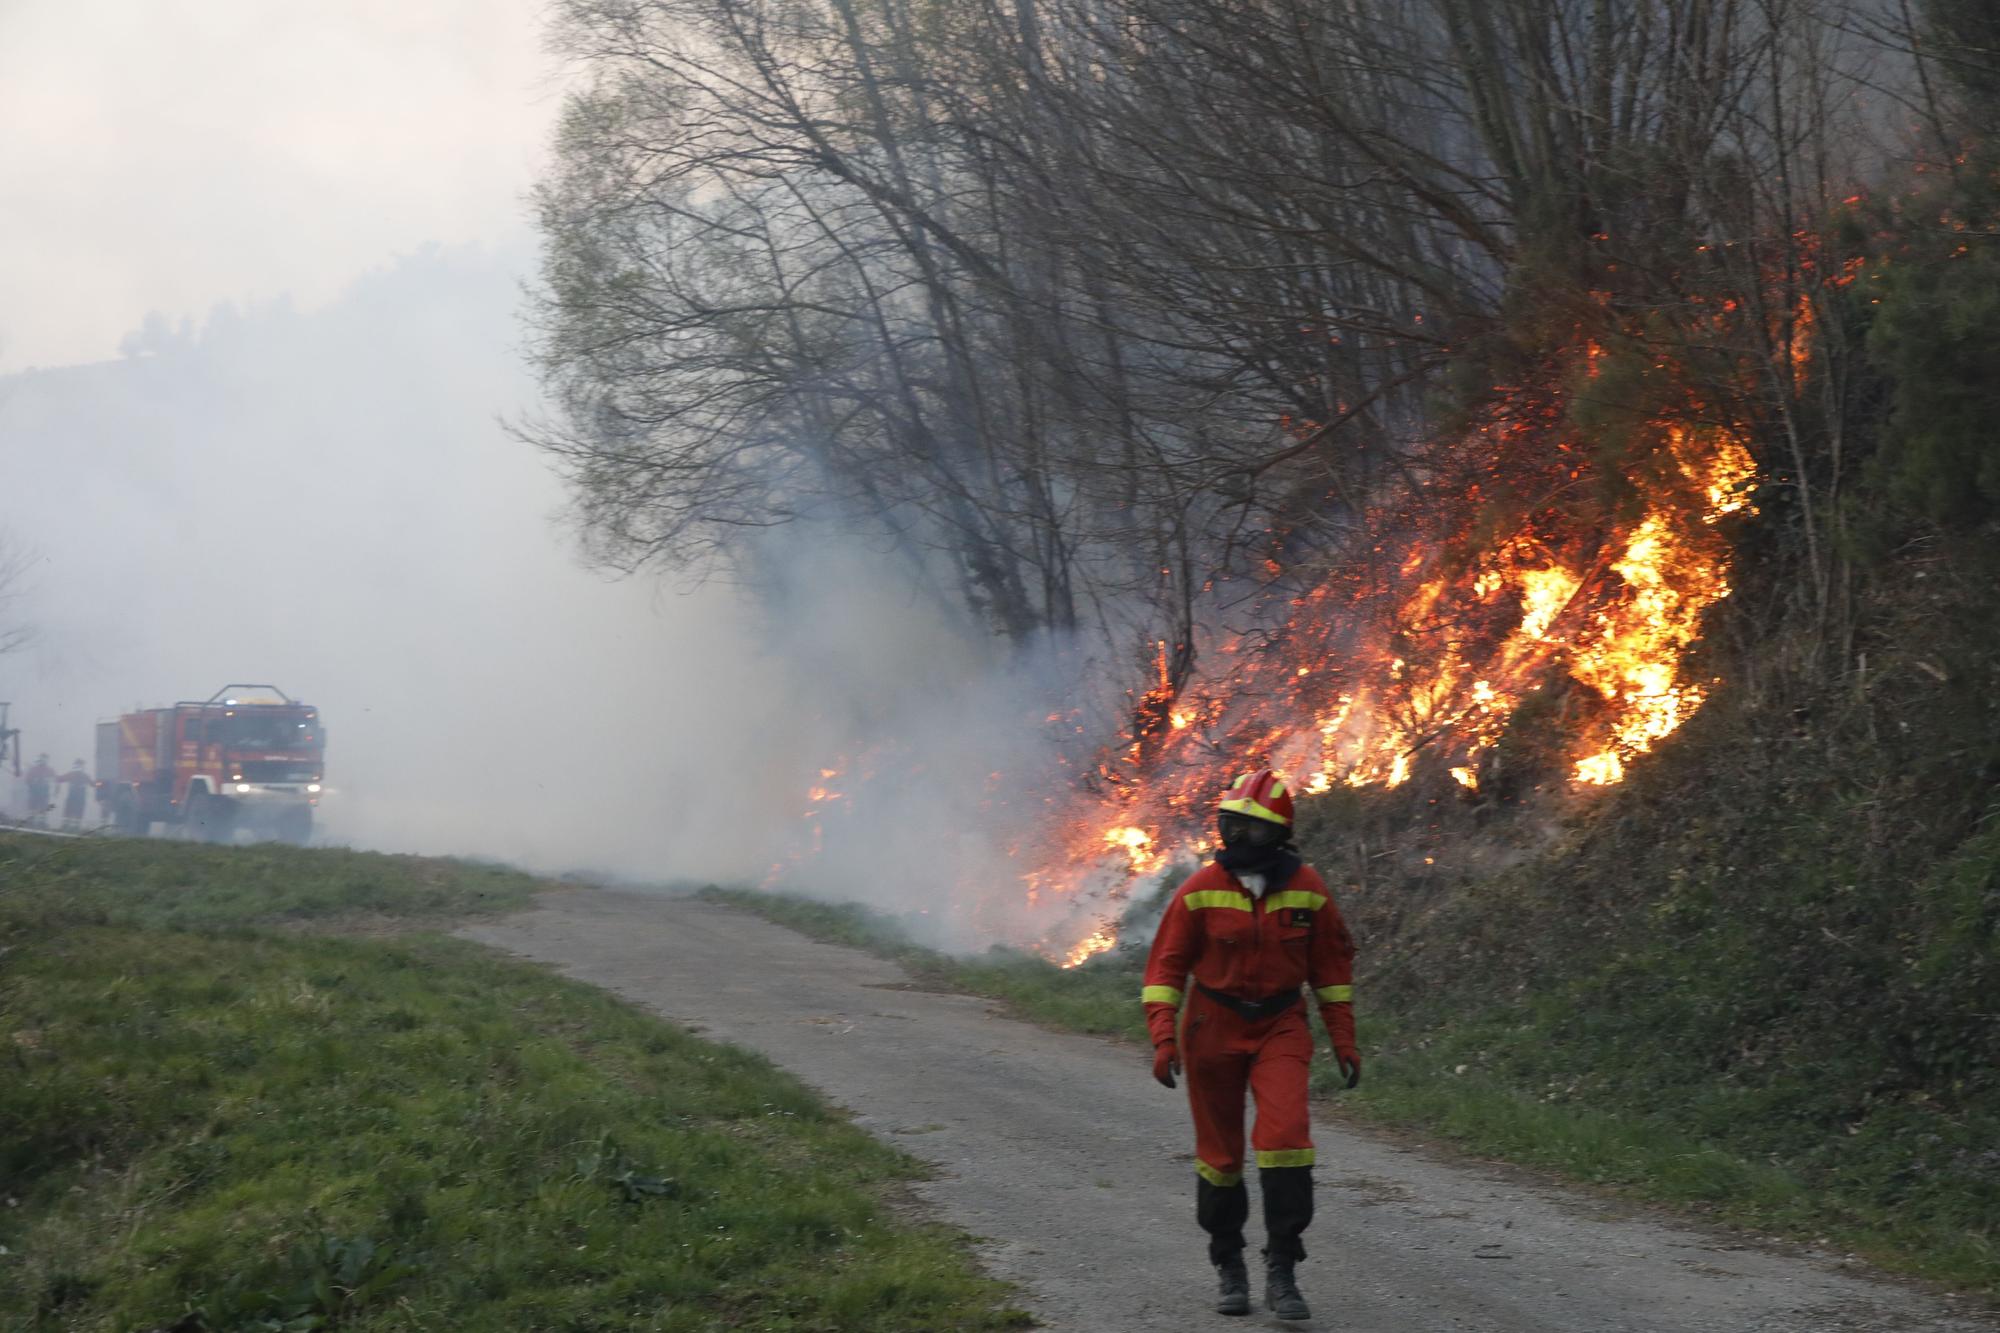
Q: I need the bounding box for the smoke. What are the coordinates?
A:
[0,0,1161,956]
[0,245,1119,948]
[742,541,1098,951]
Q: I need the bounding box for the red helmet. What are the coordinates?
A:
[1218,768,1294,827]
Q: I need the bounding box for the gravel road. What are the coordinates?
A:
[459,890,1991,1333]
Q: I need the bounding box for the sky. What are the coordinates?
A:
[0,0,555,372]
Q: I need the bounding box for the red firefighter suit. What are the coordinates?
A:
[1143,858,1356,1262]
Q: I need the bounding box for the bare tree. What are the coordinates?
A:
[0,534,35,659]
[523,0,1913,738]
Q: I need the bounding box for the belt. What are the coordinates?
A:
[1195,982,1303,1022]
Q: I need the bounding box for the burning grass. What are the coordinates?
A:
[784,310,1777,970]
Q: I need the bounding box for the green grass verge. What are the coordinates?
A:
[698,883,1997,1296]
[1331,1009,1997,1289]
[0,832,543,931]
[0,834,1029,1331]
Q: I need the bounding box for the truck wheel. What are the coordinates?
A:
[115,791,145,835]
[187,791,234,844]
[277,807,312,846]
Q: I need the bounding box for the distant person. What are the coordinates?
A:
[24,753,56,827]
[1142,768,1359,1322]
[58,759,92,831]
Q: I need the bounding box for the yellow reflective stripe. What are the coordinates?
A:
[1315,985,1353,1003]
[1217,797,1287,824]
[1185,890,1254,911]
[1196,1160,1243,1187]
[1256,1148,1316,1169]
[1264,891,1326,913]
[1141,985,1184,1006]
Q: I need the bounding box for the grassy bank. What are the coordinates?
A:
[0,835,1027,1331]
[1325,721,2000,1293]
[0,833,544,931]
[1305,542,2000,1297]
[700,874,1996,1297]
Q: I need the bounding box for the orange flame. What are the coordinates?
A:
[1103,824,1169,876]
[1031,347,1761,964]
[799,289,1779,968]
[1062,926,1118,968]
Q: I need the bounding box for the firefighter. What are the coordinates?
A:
[24,753,56,827]
[58,760,91,831]
[1142,768,1359,1321]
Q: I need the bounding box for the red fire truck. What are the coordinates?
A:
[97,685,325,844]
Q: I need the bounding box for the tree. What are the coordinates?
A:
[523,0,1914,730]
[0,535,33,660]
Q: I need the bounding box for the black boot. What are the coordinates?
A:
[1264,1254,1310,1321]
[1214,1253,1251,1316]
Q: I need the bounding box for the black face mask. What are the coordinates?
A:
[1215,812,1301,886]
[1218,812,1287,853]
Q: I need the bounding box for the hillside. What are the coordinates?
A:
[1293,524,2000,1289]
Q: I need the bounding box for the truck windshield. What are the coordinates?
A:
[221,713,320,751]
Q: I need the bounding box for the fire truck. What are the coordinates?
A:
[97,685,325,844]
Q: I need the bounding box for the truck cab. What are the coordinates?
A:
[100,684,326,844]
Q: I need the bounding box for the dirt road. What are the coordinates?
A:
[460,891,1989,1333]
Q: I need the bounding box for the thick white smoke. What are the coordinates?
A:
[0,246,1116,949]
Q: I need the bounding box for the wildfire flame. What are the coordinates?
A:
[794,320,1771,968]
[1061,926,1118,968]
[1035,341,1759,964]
[1103,825,1169,876]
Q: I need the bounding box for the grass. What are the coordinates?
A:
[699,881,1999,1297]
[0,834,1029,1331]
[0,833,543,932]
[1328,751,2000,1292]
[1330,1009,1999,1287]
